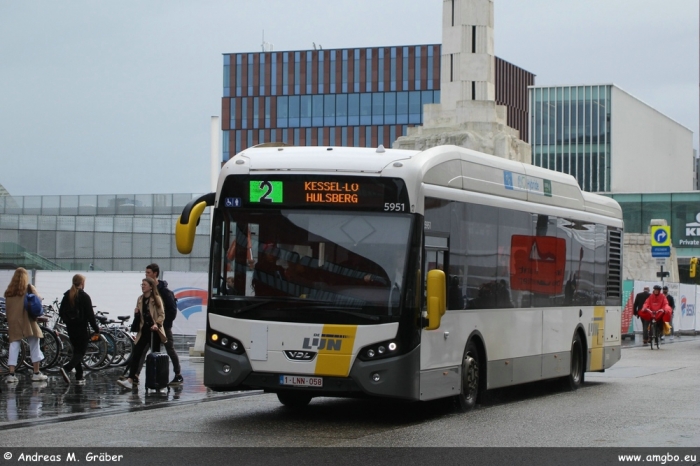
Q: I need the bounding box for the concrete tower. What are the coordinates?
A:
[441,0,496,108]
[394,0,531,163]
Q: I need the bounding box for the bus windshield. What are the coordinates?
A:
[213,209,413,319]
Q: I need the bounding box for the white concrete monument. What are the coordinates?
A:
[394,0,531,163]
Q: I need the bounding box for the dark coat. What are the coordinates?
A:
[157,279,178,329]
[664,293,675,311]
[633,291,650,316]
[59,289,100,341]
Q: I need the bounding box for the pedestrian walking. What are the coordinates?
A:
[117,277,166,390]
[119,264,184,387]
[633,286,651,343]
[145,263,183,386]
[2,268,47,383]
[58,274,100,385]
[662,286,675,340]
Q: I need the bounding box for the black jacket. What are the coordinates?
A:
[633,291,650,315]
[665,293,675,310]
[157,279,178,329]
[59,289,100,339]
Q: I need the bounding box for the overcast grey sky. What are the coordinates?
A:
[1,0,697,197]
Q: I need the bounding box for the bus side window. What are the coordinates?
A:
[448,275,464,309]
[423,248,444,308]
[424,250,443,274]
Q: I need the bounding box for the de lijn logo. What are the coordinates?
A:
[302,334,348,352]
[680,213,700,246]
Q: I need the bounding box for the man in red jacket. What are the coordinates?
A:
[642,285,669,347]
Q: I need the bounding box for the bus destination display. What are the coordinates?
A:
[224,175,409,212]
[251,181,360,204]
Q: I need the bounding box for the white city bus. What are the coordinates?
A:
[176,144,623,409]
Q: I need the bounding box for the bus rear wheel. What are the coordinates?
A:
[563,332,585,391]
[456,341,480,412]
[277,391,312,408]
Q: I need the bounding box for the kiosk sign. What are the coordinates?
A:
[679,212,700,247]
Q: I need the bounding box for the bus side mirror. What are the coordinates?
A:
[175,193,215,254]
[425,269,446,330]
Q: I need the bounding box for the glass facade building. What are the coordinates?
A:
[529,85,612,193]
[607,192,700,254]
[223,45,535,159]
[0,194,210,272]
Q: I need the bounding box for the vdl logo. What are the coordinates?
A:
[284,350,317,361]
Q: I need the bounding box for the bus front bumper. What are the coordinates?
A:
[204,344,420,400]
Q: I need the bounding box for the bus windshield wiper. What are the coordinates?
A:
[232,300,278,314]
[232,301,379,321]
[301,305,380,321]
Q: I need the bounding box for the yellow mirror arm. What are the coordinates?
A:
[175,193,215,254]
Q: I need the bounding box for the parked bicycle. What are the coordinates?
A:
[94,310,135,368]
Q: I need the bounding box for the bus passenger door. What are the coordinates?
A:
[420,234,460,400]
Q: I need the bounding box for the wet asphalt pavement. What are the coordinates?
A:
[0,333,694,428]
[0,351,256,429]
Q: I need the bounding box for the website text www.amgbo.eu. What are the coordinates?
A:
[619,453,698,464]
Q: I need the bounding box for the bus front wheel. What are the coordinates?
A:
[563,332,585,391]
[277,391,312,408]
[456,341,480,412]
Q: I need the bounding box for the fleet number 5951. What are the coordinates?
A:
[384,203,405,212]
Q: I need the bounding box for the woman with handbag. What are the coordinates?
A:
[58,274,100,385]
[117,277,166,390]
[3,267,47,383]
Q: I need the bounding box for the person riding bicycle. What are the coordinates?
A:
[640,285,670,347]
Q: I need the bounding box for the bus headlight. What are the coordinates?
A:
[207,330,244,355]
[358,340,399,361]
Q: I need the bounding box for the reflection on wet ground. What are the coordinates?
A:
[0,353,254,427]
[0,335,693,427]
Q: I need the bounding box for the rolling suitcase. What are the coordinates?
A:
[145,332,169,392]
